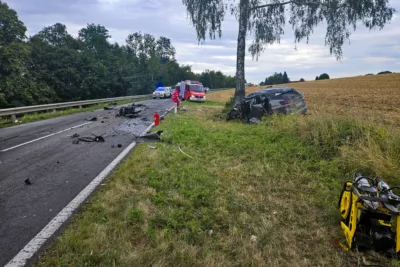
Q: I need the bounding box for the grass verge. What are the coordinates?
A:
[35,102,400,267]
[0,97,151,129]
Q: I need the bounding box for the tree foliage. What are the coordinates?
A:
[182,0,396,101]
[318,73,330,80]
[263,71,291,85]
[0,1,235,108]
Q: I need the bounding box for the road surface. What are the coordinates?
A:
[0,99,173,266]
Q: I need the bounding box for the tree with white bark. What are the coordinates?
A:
[181,0,396,104]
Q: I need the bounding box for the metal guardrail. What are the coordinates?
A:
[0,94,152,122]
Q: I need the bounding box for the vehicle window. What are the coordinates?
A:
[267,93,284,100]
[156,88,164,91]
[189,85,203,92]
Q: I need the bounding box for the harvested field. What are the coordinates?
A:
[208,73,400,128]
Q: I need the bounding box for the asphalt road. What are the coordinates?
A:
[0,98,174,266]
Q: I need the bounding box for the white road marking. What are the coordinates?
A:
[5,105,175,267]
[0,122,92,152]
[5,140,138,267]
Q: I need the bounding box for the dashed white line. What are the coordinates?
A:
[0,122,92,152]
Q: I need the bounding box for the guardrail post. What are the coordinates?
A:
[11,114,17,123]
[79,105,82,109]
[52,109,56,113]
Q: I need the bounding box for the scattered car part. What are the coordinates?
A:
[148,145,157,149]
[24,178,32,185]
[140,130,164,141]
[118,103,146,118]
[72,139,80,144]
[71,133,80,138]
[78,134,105,143]
[86,117,98,121]
[117,144,122,148]
[338,172,400,258]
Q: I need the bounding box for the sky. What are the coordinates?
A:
[4,0,400,83]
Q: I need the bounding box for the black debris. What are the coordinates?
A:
[118,103,146,118]
[101,121,105,123]
[87,117,98,121]
[111,144,115,148]
[117,144,122,148]
[57,161,60,164]
[72,139,80,144]
[71,133,80,138]
[78,134,105,143]
[24,178,32,185]
[104,106,115,110]
[125,114,140,119]
[94,136,105,142]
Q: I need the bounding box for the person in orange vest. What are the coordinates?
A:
[171,86,181,109]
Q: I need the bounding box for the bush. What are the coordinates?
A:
[318,73,330,80]
[378,71,392,75]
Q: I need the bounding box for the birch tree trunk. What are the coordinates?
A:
[234,0,249,104]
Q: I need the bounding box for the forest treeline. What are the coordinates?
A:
[0,1,236,108]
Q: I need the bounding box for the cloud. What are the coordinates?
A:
[364,57,397,63]
[5,0,400,84]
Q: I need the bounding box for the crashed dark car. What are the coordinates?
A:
[227,87,307,123]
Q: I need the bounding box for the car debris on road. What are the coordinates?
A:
[86,117,98,121]
[118,103,147,118]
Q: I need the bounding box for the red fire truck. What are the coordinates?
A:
[181,80,206,102]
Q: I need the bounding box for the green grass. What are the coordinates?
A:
[0,97,151,129]
[34,104,400,267]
